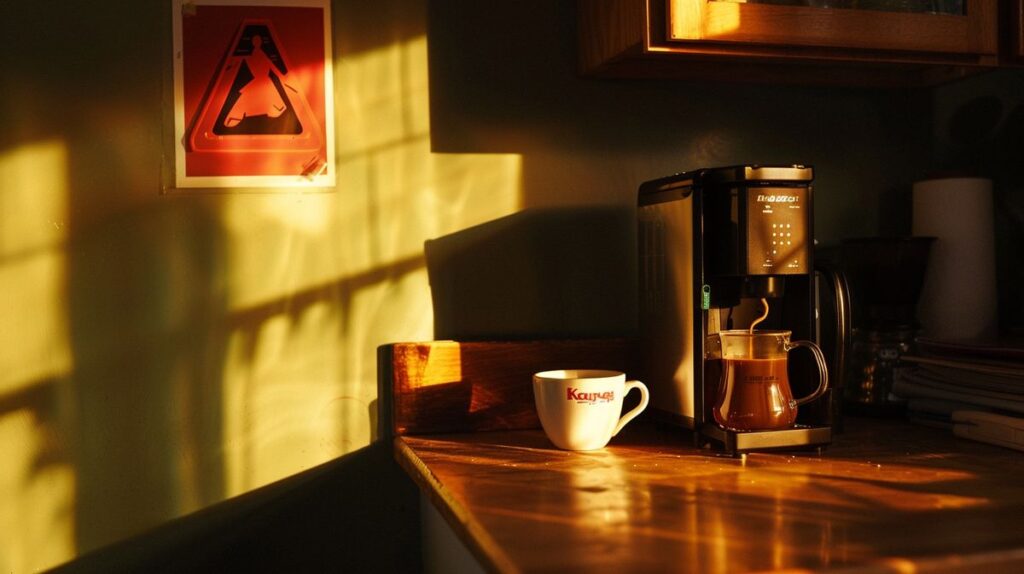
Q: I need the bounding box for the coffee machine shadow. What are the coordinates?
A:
[416,209,638,435]
[637,165,851,455]
[424,206,637,341]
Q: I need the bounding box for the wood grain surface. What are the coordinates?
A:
[397,418,1024,573]
[379,340,633,437]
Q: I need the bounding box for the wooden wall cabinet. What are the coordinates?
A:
[579,0,1002,86]
[1006,0,1024,61]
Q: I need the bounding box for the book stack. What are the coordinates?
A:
[893,337,1024,451]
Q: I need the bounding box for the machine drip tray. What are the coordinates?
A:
[701,423,832,455]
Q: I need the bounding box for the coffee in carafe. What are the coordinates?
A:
[706,330,828,432]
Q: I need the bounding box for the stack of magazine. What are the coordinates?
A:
[894,337,1024,451]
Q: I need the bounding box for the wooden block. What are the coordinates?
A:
[379,340,634,436]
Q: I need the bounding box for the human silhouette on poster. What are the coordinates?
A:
[223,35,286,127]
[216,29,301,135]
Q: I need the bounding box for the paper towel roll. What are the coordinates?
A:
[912,177,997,340]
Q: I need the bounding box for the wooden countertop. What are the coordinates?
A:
[396,418,1024,573]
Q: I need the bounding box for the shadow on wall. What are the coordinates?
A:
[2,0,458,570]
[66,199,230,549]
[426,0,934,242]
[426,206,638,340]
[0,132,432,572]
[0,0,238,565]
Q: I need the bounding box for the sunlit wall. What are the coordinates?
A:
[0,141,76,574]
[216,30,520,493]
[0,1,519,570]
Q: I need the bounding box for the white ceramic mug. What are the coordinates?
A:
[532,370,650,451]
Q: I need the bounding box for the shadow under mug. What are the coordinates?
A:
[533,370,649,451]
[706,330,829,432]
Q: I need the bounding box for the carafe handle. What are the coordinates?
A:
[788,340,829,407]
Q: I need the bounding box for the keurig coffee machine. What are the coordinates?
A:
[637,165,850,454]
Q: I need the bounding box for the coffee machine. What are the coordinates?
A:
[637,165,849,454]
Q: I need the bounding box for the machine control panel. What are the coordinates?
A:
[746,186,809,275]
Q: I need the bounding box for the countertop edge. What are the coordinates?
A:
[394,436,519,574]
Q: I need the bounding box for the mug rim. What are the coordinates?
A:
[534,369,624,381]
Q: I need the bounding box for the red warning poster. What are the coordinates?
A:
[172,0,334,188]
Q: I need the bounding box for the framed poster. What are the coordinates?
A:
[172,0,335,188]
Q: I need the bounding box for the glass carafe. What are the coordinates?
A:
[707,330,829,432]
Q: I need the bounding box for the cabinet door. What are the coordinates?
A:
[1011,0,1024,61]
[665,0,997,61]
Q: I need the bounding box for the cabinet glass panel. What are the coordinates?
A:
[710,0,964,15]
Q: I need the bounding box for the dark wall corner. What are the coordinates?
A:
[52,442,422,574]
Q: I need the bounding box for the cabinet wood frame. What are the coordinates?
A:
[579,0,1001,85]
[666,0,997,58]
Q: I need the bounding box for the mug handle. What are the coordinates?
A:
[788,340,830,407]
[612,381,650,437]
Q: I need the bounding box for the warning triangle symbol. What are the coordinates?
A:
[188,19,323,154]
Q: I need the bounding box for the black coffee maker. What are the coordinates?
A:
[637,165,850,454]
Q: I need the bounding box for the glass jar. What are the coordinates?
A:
[845,327,916,415]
